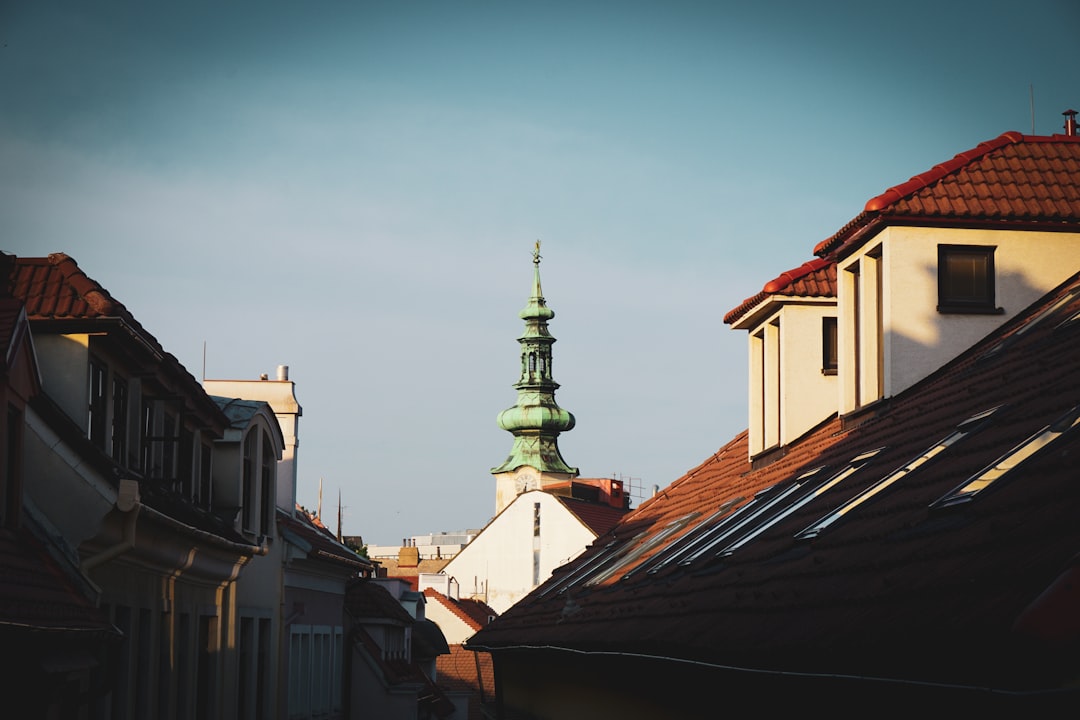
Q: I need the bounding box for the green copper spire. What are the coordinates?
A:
[492,242,578,476]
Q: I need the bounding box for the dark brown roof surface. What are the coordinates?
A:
[0,526,116,638]
[279,508,373,571]
[723,258,837,325]
[471,272,1080,692]
[345,579,415,624]
[815,132,1080,258]
[436,645,495,720]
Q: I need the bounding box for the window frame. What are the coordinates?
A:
[822,316,838,375]
[938,244,1000,314]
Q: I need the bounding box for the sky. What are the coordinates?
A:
[2,0,1077,545]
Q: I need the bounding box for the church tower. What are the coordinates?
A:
[491,242,578,514]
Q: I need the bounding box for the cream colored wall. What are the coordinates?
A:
[441,490,596,614]
[744,300,836,455]
[425,601,477,645]
[204,377,301,511]
[779,303,838,445]
[840,227,1080,412]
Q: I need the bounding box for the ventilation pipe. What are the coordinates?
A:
[1064,109,1078,137]
[277,365,289,381]
[83,478,141,571]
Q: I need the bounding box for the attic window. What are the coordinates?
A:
[938,245,1000,314]
[932,404,1080,508]
[822,317,838,375]
[798,406,1002,539]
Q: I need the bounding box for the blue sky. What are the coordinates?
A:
[3,1,1078,544]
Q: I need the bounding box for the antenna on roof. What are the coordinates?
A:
[202,341,207,382]
[1030,84,1035,135]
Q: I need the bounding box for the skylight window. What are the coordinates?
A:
[797,406,1002,540]
[673,479,815,567]
[631,498,744,577]
[932,404,1080,508]
[719,448,884,557]
[980,286,1080,360]
[585,513,699,586]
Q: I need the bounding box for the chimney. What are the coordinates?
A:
[277,365,289,381]
[1064,109,1078,137]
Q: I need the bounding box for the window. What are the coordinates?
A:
[822,316,838,375]
[242,434,255,531]
[111,374,129,463]
[938,245,998,313]
[798,406,1001,539]
[933,404,1080,508]
[88,358,107,449]
[260,431,274,536]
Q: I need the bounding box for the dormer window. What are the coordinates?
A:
[822,317,838,375]
[938,245,1000,313]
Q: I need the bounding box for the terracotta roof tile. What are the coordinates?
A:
[436,645,495,720]
[423,589,496,632]
[555,496,629,536]
[471,272,1080,691]
[724,258,836,325]
[815,133,1080,258]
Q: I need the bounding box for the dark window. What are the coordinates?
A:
[89,358,107,449]
[822,316,838,375]
[938,245,998,313]
[111,375,128,463]
[259,431,274,536]
[199,442,213,509]
[242,434,255,531]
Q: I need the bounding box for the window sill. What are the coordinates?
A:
[821,368,837,376]
[937,305,1004,315]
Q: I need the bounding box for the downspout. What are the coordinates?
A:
[82,478,141,572]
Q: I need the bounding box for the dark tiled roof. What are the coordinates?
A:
[0,526,116,638]
[723,258,836,325]
[436,645,495,720]
[345,579,415,624]
[424,589,496,632]
[555,495,629,537]
[279,508,373,571]
[815,132,1080,258]
[471,273,1080,691]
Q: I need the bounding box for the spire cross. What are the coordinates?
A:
[533,240,542,265]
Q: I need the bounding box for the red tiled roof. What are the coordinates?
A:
[436,645,495,720]
[471,272,1080,692]
[815,132,1080,258]
[8,253,226,428]
[723,258,836,325]
[556,496,629,537]
[423,589,496,632]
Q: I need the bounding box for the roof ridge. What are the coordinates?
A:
[862,131,1024,213]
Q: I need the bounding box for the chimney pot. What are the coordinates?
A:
[1063,109,1078,137]
[277,365,289,381]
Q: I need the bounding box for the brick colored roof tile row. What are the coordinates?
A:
[424,589,496,632]
[723,259,836,325]
[815,133,1080,258]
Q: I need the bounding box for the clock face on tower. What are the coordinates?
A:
[515,471,538,494]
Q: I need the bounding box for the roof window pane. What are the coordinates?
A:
[933,404,1080,508]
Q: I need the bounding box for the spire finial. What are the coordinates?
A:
[533,239,541,264]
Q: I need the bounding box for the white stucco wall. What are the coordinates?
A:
[440,491,598,614]
[839,227,1080,413]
